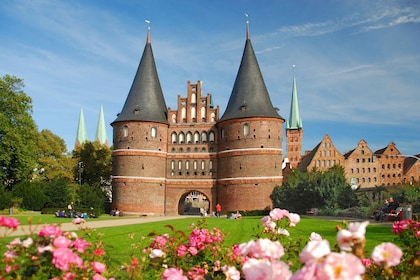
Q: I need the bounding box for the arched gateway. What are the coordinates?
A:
[178,191,210,216]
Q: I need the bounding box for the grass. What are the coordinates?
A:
[77,216,396,268]
[1,214,396,270]
[7,213,128,225]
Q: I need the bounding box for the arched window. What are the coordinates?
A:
[194,131,200,143]
[171,132,177,144]
[181,107,186,121]
[186,160,190,170]
[209,131,215,142]
[151,127,157,138]
[191,107,196,120]
[191,93,196,104]
[193,160,198,170]
[201,131,207,143]
[171,160,175,171]
[172,114,176,123]
[211,112,215,122]
[186,132,193,143]
[178,160,182,170]
[209,160,213,170]
[201,107,206,120]
[179,132,185,143]
[123,126,129,137]
[243,123,250,136]
[201,160,205,170]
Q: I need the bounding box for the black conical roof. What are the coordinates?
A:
[219,36,282,122]
[112,29,168,125]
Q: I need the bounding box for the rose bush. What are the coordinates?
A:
[1,209,419,279]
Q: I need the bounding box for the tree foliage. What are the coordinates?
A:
[11,181,48,211]
[0,75,39,189]
[43,178,71,209]
[34,129,75,182]
[72,141,112,187]
[271,166,358,213]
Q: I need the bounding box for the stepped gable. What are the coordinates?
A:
[298,142,321,172]
[219,21,282,122]
[112,27,168,125]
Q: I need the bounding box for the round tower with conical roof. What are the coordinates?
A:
[111,26,169,215]
[216,20,285,213]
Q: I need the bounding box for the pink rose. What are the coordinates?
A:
[161,267,188,280]
[347,221,369,239]
[288,213,301,227]
[91,261,106,273]
[309,232,322,241]
[242,258,274,280]
[371,242,403,267]
[240,238,285,260]
[177,244,187,257]
[299,240,330,263]
[317,252,365,279]
[222,265,240,280]
[150,249,164,258]
[73,237,91,253]
[92,274,107,280]
[53,236,72,248]
[52,248,83,271]
[39,225,62,238]
[269,208,290,221]
[0,216,19,229]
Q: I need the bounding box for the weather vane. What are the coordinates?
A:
[145,19,150,28]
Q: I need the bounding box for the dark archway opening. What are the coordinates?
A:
[178,191,210,216]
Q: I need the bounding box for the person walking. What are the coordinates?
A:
[215,203,222,218]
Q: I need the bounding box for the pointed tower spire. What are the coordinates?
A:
[95,105,108,146]
[287,65,302,129]
[219,16,281,122]
[112,21,168,125]
[75,107,88,149]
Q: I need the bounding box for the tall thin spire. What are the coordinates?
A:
[95,105,108,146]
[287,65,303,129]
[75,107,88,149]
[145,20,151,43]
[112,20,168,125]
[219,16,282,122]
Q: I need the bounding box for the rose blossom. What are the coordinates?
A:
[392,220,409,234]
[299,239,331,263]
[0,216,19,229]
[336,229,353,251]
[22,237,33,248]
[91,261,106,273]
[38,225,62,238]
[309,232,322,241]
[73,237,91,253]
[52,248,83,271]
[317,252,365,279]
[150,249,165,258]
[269,208,290,221]
[347,221,369,239]
[288,213,301,227]
[290,261,318,280]
[161,267,188,280]
[53,236,72,248]
[242,258,291,280]
[222,265,241,280]
[240,238,285,260]
[92,274,107,280]
[177,244,188,257]
[371,242,403,267]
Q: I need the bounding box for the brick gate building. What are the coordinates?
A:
[111,22,289,215]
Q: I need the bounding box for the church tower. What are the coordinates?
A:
[75,107,88,149]
[111,25,169,214]
[216,19,285,212]
[95,105,108,146]
[286,70,303,168]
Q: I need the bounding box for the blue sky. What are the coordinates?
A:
[1,0,419,157]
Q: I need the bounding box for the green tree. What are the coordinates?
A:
[43,178,71,209]
[34,129,75,182]
[0,185,12,210]
[0,75,39,189]
[11,180,48,211]
[78,183,107,214]
[72,141,112,187]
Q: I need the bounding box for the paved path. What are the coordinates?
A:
[1,215,193,237]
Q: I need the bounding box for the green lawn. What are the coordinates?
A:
[7,213,128,225]
[78,216,395,268]
[1,215,396,270]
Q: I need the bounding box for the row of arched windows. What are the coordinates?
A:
[170,160,214,176]
[171,131,215,144]
[381,163,402,169]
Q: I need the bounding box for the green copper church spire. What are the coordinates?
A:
[95,105,108,146]
[286,68,302,129]
[75,107,88,148]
